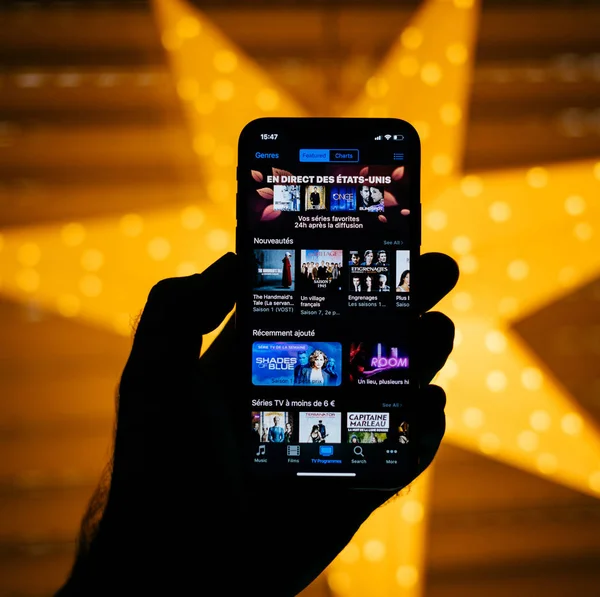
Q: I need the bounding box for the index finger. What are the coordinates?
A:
[416,252,459,314]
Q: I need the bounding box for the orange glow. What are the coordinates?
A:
[1,0,600,595]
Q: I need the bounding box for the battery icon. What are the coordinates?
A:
[393,134,404,141]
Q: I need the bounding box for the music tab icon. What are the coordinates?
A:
[256,445,266,456]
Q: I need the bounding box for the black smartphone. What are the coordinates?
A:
[236,117,420,490]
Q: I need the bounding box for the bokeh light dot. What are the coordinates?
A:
[161,30,182,52]
[181,205,205,230]
[530,409,551,432]
[176,16,201,39]
[558,266,577,288]
[517,430,539,452]
[401,500,424,524]
[113,313,132,337]
[119,214,143,237]
[561,412,583,436]
[255,88,280,112]
[460,175,483,197]
[147,237,171,261]
[507,259,529,281]
[574,222,593,241]
[485,330,507,353]
[17,242,41,267]
[61,223,86,247]
[365,76,389,99]
[564,194,586,216]
[396,565,419,588]
[440,103,462,125]
[194,93,216,115]
[412,120,430,140]
[446,43,468,65]
[489,201,511,222]
[79,274,102,298]
[452,235,472,255]
[537,453,558,475]
[177,77,199,101]
[479,433,501,455]
[207,229,231,252]
[432,154,453,175]
[212,79,234,101]
[487,370,507,392]
[327,572,351,595]
[425,209,447,230]
[443,358,458,378]
[367,105,389,118]
[452,291,472,311]
[338,542,360,564]
[459,254,478,274]
[401,26,423,49]
[589,471,600,493]
[208,179,231,204]
[463,407,485,429]
[213,49,238,73]
[363,539,386,562]
[16,269,40,293]
[176,261,197,277]
[454,327,463,346]
[526,166,549,188]
[193,133,216,156]
[80,249,104,272]
[214,145,234,167]
[421,62,442,86]
[398,56,420,77]
[56,294,81,317]
[522,367,543,391]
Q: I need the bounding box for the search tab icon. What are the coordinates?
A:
[353,445,364,457]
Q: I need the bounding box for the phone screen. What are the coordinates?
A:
[236,117,421,489]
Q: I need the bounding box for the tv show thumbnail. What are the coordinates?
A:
[396,250,410,293]
[252,411,297,444]
[347,412,390,432]
[348,249,391,292]
[330,185,357,212]
[299,411,342,443]
[358,184,384,212]
[397,421,410,444]
[273,184,301,211]
[347,412,389,444]
[299,249,344,291]
[253,249,295,291]
[305,185,326,210]
[252,341,342,386]
[348,341,409,384]
[348,430,388,444]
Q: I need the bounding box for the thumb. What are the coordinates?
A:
[130,252,237,366]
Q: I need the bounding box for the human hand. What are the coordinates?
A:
[57,251,457,597]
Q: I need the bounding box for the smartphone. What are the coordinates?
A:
[236,117,420,489]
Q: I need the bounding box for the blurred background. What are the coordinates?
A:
[1,0,600,595]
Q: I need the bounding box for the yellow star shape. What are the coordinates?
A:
[1,0,600,595]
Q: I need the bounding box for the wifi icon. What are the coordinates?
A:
[384,134,392,140]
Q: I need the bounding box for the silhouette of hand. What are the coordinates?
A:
[57,251,458,597]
